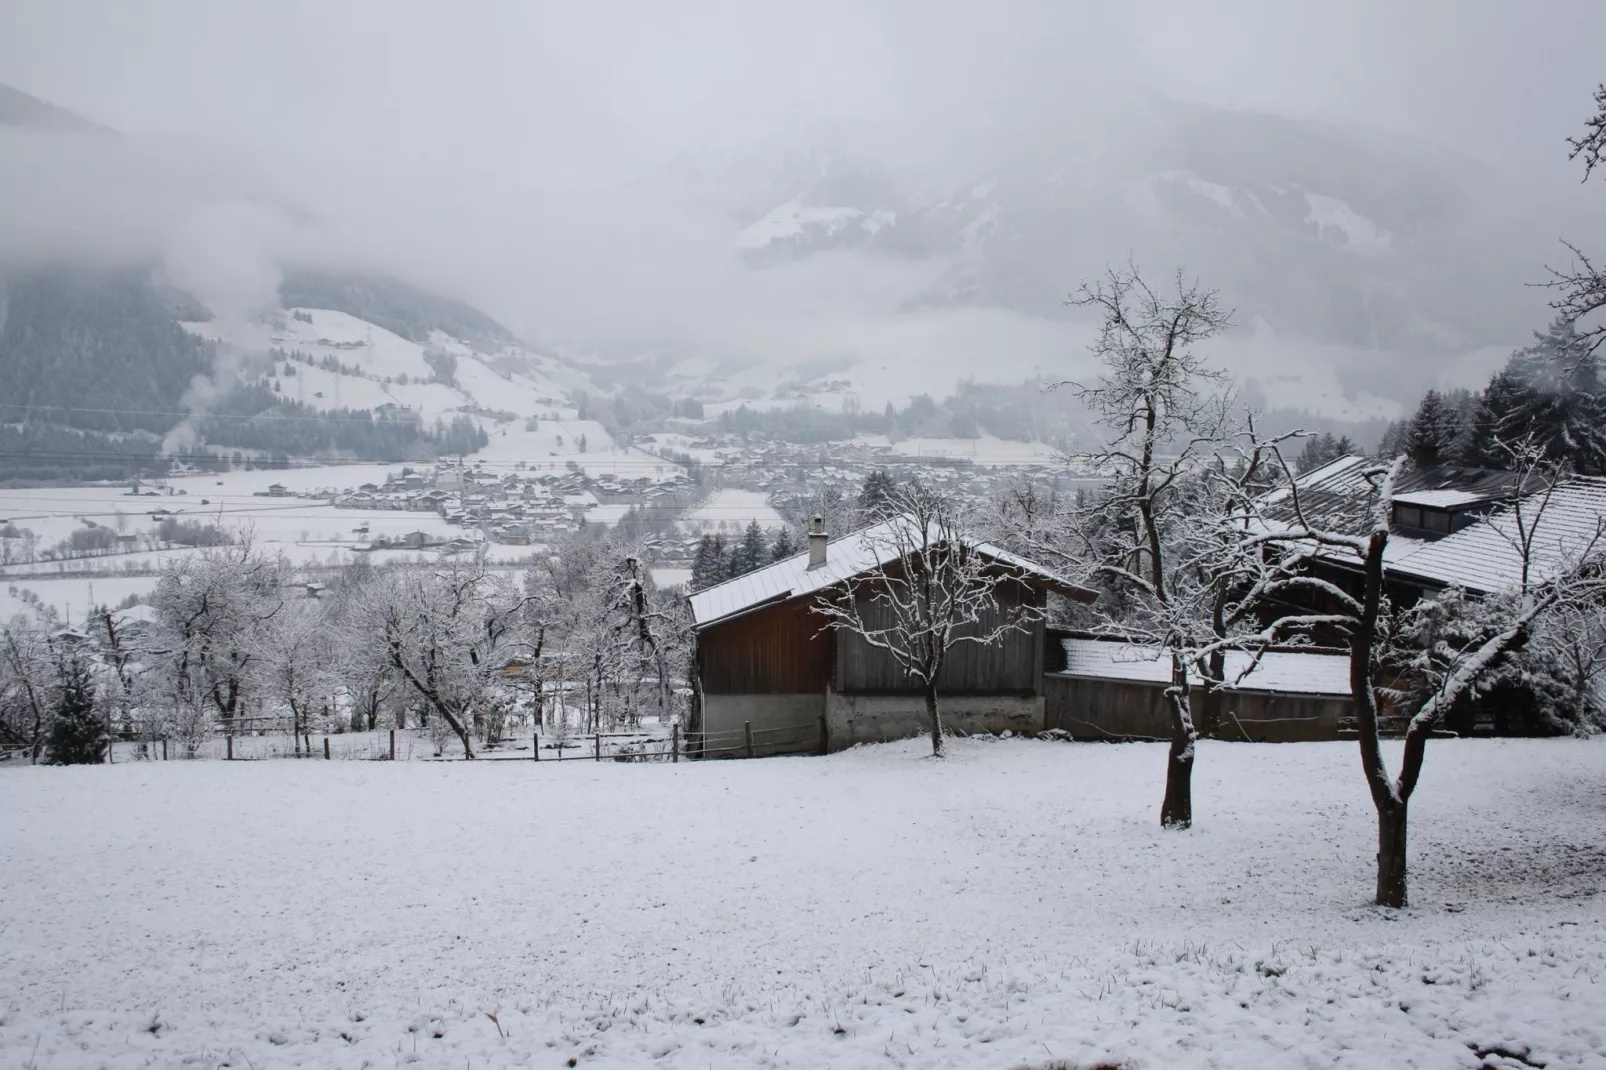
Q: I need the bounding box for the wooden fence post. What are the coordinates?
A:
[226,735,234,761]
[533,732,540,760]
[744,720,755,759]
[162,738,168,761]
[323,737,332,760]
[595,732,602,761]
[671,723,679,763]
[389,729,397,761]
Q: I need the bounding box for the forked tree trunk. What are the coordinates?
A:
[1375,797,1409,908]
[923,681,945,758]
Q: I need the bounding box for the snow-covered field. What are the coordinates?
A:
[683,487,786,535]
[3,737,1604,1068]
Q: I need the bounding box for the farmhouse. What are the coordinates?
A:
[687,518,1096,756]
[1256,455,1606,735]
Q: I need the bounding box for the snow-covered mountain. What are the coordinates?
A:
[683,96,1578,414]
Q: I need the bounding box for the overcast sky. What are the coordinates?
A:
[1,0,1603,391]
[4,1,1603,183]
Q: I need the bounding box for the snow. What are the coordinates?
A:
[682,488,785,536]
[1304,191,1392,251]
[1393,489,1491,508]
[650,566,692,590]
[4,737,1605,1068]
[1057,637,1354,696]
[1155,168,1245,217]
[688,515,1091,628]
[735,199,892,250]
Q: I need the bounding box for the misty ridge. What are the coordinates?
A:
[0,4,1604,484]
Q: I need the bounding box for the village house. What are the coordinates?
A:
[687,518,1096,756]
[1255,454,1606,735]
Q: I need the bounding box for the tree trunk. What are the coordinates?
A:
[1160,654,1196,828]
[1160,720,1193,828]
[923,681,945,758]
[1375,797,1409,908]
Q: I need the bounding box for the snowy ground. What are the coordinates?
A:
[683,487,786,536]
[3,737,1604,1068]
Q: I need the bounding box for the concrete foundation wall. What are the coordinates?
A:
[825,692,1044,751]
[700,693,824,757]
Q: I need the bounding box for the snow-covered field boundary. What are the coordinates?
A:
[3,737,1604,1068]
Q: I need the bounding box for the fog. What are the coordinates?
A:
[2,0,1604,406]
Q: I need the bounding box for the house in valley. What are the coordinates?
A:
[687,518,1096,756]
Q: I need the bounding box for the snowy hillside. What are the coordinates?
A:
[174,307,619,470]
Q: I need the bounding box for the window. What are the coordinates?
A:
[1394,505,1422,530]
[1422,509,1451,534]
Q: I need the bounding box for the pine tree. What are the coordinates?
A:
[1294,432,1359,473]
[689,535,721,591]
[1496,317,1606,474]
[858,470,897,519]
[729,520,767,578]
[1405,390,1459,462]
[769,525,796,562]
[44,655,106,765]
[1377,418,1411,460]
[1467,371,1535,468]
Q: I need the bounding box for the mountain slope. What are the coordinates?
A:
[0,82,111,135]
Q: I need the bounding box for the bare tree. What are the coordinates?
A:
[1050,262,1233,826]
[1246,454,1606,906]
[150,542,283,735]
[813,482,1044,757]
[0,617,53,762]
[258,598,335,754]
[1548,83,1606,359]
[359,558,522,759]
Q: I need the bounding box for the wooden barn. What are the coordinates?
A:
[687,518,1097,756]
[1042,635,1358,743]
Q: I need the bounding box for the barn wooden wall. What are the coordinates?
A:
[1042,675,1350,743]
[833,581,1045,694]
[697,598,833,695]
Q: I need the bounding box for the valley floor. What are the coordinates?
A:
[2,738,1604,1068]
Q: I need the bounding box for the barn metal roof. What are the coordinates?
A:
[1258,458,1606,594]
[1385,475,1606,593]
[688,517,1096,630]
[1051,638,1353,697]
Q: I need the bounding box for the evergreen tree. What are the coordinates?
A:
[1294,432,1360,473]
[689,535,719,591]
[1405,390,1459,461]
[729,520,767,578]
[857,470,898,519]
[769,525,796,562]
[1377,418,1411,461]
[1496,317,1606,474]
[1466,371,1536,468]
[44,656,106,765]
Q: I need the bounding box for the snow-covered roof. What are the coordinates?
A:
[1051,638,1352,697]
[1255,457,1604,594]
[1385,475,1606,593]
[1392,489,1489,509]
[688,517,1096,630]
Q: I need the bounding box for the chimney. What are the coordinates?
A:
[1409,443,1441,470]
[807,515,828,569]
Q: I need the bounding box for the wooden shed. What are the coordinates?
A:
[1042,634,1356,743]
[688,518,1097,756]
